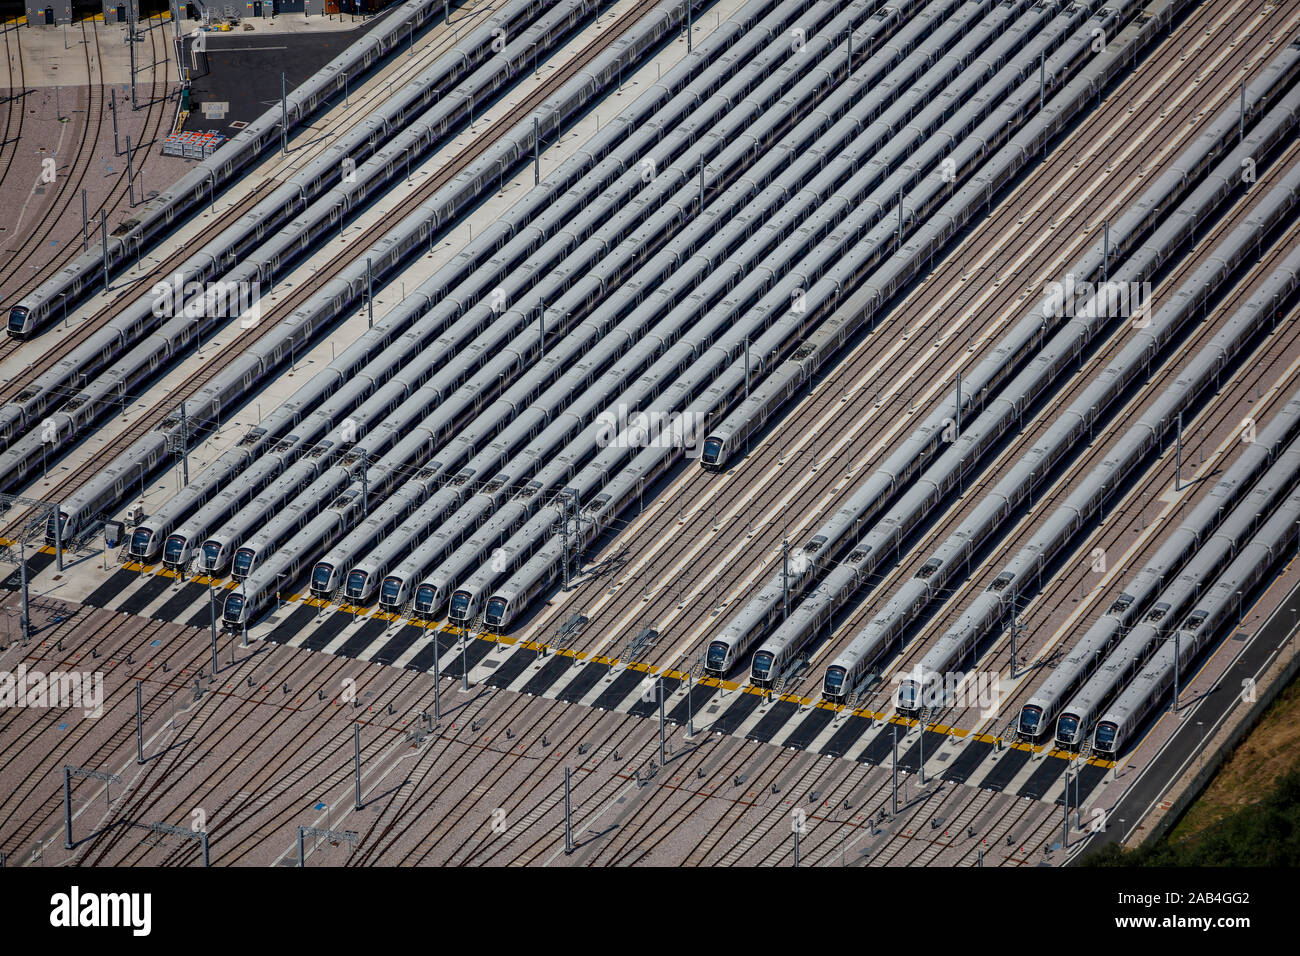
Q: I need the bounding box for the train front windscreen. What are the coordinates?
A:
[449,591,471,619]
[1018,705,1042,735]
[1056,713,1080,743]
[223,594,245,623]
[824,666,845,695]
[165,536,188,563]
[233,549,255,577]
[310,564,334,592]
[414,585,437,612]
[897,682,919,710]
[8,307,28,334]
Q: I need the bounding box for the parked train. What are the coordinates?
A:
[890,159,1300,716]
[699,0,1231,682]
[28,0,698,550]
[1093,486,1300,754]
[1016,387,1300,739]
[7,0,450,338]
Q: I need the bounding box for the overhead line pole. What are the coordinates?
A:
[100,211,110,292]
[432,632,441,721]
[19,537,29,643]
[891,725,899,814]
[354,722,362,810]
[298,825,357,867]
[281,72,288,154]
[125,135,136,206]
[136,681,145,764]
[366,257,374,328]
[658,678,666,764]
[686,667,694,737]
[563,767,573,855]
[129,30,137,110]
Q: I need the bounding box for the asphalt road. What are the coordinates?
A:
[1073,570,1300,858]
[179,20,378,139]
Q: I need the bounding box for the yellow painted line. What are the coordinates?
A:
[1045,749,1084,761]
[0,549,1087,749]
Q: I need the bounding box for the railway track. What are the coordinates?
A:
[356,692,596,865]
[57,623,645,864]
[0,20,173,333]
[81,222,1289,858]
[841,158,1300,720]
[76,638,408,865]
[0,21,111,302]
[0,0,660,543]
[0,610,189,859]
[4,0,1299,868]
[0,21,28,236]
[0,606,1084,865]
[513,0,1294,677]
[0,2,504,403]
[937,291,1300,738]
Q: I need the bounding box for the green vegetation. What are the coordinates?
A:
[1080,769,1300,866]
[1079,673,1300,866]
